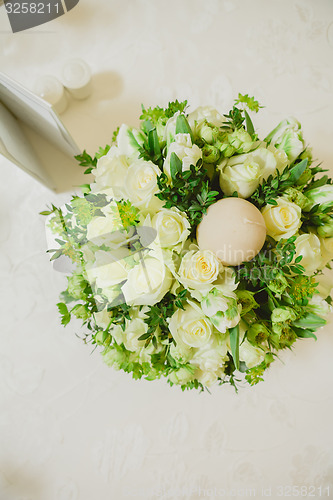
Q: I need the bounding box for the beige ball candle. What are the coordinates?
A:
[197,198,266,266]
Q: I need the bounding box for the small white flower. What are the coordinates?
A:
[265,117,305,163]
[262,197,302,241]
[201,287,241,334]
[239,339,265,368]
[305,185,333,208]
[163,133,202,181]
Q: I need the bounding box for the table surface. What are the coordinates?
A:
[1,1,333,499]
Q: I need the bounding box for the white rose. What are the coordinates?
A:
[163,133,202,180]
[294,233,322,275]
[320,236,333,268]
[178,249,222,290]
[168,367,194,386]
[218,146,288,198]
[191,336,228,373]
[169,300,212,348]
[315,273,333,298]
[92,146,128,198]
[92,250,129,287]
[151,207,190,250]
[86,210,123,245]
[121,255,172,306]
[124,159,164,214]
[194,369,218,388]
[261,197,302,241]
[239,339,265,368]
[122,317,148,352]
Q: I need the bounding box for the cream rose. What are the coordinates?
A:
[168,300,212,348]
[178,249,222,290]
[151,207,190,250]
[163,133,202,180]
[92,146,128,198]
[294,233,322,275]
[86,210,123,245]
[92,250,129,288]
[218,146,288,199]
[124,159,163,214]
[121,256,172,306]
[261,197,302,241]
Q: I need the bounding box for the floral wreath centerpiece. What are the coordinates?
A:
[43,95,333,391]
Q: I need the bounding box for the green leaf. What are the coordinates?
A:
[293,312,326,330]
[148,128,161,157]
[244,109,254,137]
[288,159,308,183]
[170,152,183,181]
[229,324,240,371]
[175,114,193,141]
[293,327,317,341]
[57,302,71,326]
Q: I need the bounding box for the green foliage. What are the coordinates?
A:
[75,144,111,174]
[57,302,71,326]
[138,290,188,348]
[249,159,308,208]
[140,100,188,124]
[234,93,262,113]
[156,162,219,237]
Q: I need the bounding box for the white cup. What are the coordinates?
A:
[61,58,92,100]
[34,75,68,115]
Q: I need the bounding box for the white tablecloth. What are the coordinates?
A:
[1,1,333,499]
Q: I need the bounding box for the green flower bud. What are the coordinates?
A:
[283,187,311,210]
[202,144,220,164]
[247,323,270,346]
[67,274,87,300]
[278,327,297,349]
[296,167,312,186]
[299,147,313,164]
[95,330,112,347]
[267,273,288,295]
[168,367,194,386]
[72,304,90,321]
[271,306,297,324]
[228,129,254,153]
[199,123,215,144]
[103,347,127,370]
[317,222,333,238]
[236,290,259,315]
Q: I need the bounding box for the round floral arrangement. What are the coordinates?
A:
[43,95,333,391]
